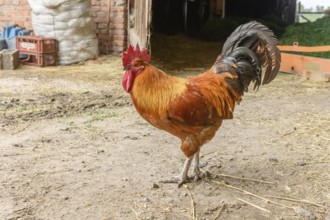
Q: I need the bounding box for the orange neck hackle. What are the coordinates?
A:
[131,65,187,113]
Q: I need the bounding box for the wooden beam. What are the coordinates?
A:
[278,45,330,53]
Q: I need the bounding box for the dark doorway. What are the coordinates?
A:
[151,0,295,38]
[225,0,296,24]
[152,0,210,36]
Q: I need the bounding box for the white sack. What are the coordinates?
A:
[28,0,99,65]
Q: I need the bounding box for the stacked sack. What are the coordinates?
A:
[28,0,99,65]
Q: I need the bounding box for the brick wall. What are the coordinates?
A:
[91,0,127,55]
[0,0,127,55]
[0,0,32,30]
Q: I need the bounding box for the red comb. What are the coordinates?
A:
[122,44,151,67]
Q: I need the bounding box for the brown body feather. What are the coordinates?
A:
[131,65,241,157]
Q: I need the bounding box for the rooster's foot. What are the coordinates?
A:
[160,174,190,188]
[190,167,204,181]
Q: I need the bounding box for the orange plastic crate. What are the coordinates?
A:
[16,36,57,54]
[21,53,57,67]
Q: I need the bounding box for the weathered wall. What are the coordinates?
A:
[0,0,127,55]
[0,0,32,30]
[91,0,127,54]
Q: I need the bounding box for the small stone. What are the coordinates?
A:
[296,161,307,166]
[13,143,23,148]
[152,183,159,189]
[143,197,150,202]
[145,215,155,220]
[124,135,138,140]
[64,196,69,200]
[284,185,291,192]
[199,162,208,168]
[269,157,278,162]
[97,149,105,154]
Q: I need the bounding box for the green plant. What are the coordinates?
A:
[280,17,330,58]
[199,16,287,42]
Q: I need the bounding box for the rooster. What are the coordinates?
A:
[122,21,280,187]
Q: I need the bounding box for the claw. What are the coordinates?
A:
[190,167,204,181]
[160,174,190,188]
[178,179,188,188]
[162,156,194,187]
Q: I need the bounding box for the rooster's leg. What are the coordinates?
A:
[178,156,193,187]
[160,156,193,188]
[190,150,204,181]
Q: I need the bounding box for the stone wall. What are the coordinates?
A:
[0,0,127,55]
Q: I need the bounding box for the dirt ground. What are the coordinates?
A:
[0,53,330,220]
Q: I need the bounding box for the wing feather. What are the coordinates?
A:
[166,86,218,127]
[166,73,241,127]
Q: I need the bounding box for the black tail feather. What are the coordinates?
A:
[214,21,281,93]
[215,47,261,94]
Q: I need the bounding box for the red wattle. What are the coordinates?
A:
[122,70,135,92]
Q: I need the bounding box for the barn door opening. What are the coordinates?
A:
[152,0,212,36]
[127,0,152,49]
